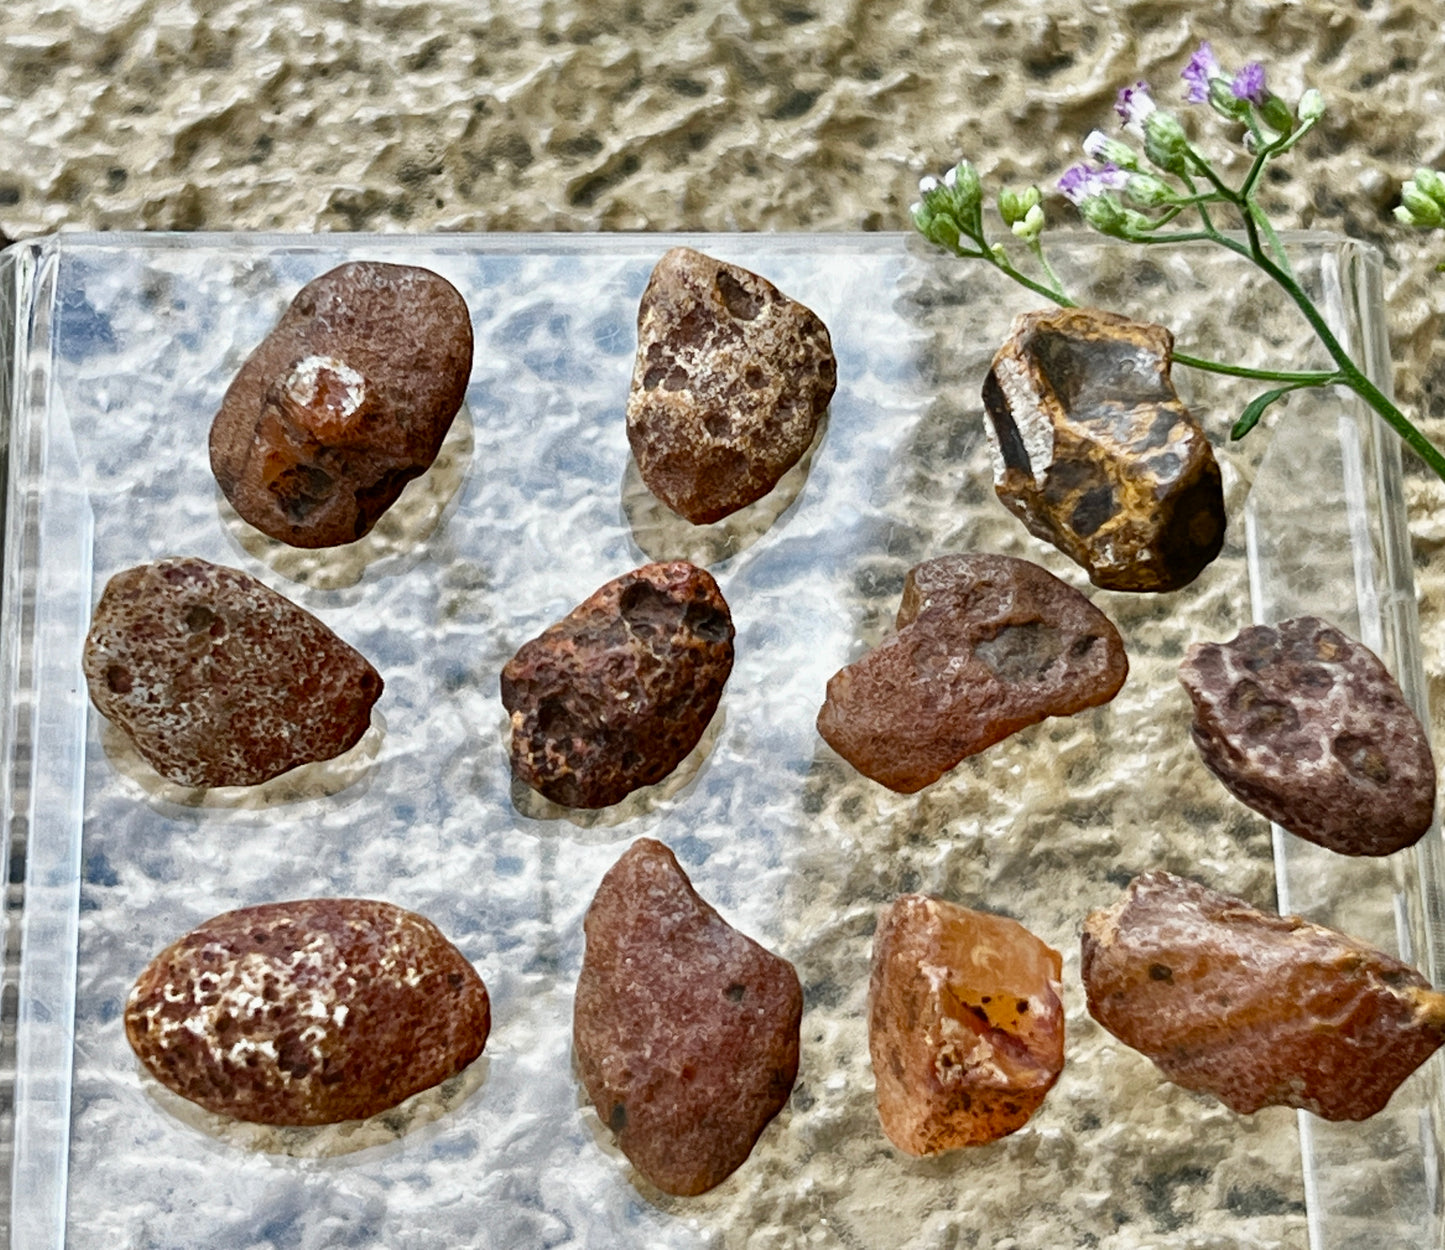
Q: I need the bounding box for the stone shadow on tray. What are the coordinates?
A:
[216,403,475,591]
[137,1054,490,1159]
[621,413,829,568]
[99,714,384,812]
[506,708,729,838]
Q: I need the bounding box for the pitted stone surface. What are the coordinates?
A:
[983,306,1225,593]
[869,894,1064,1156]
[817,553,1128,793]
[574,839,803,1196]
[500,561,734,808]
[1180,616,1437,856]
[626,247,836,523]
[82,557,383,788]
[125,898,490,1126]
[209,261,472,548]
[1082,871,1445,1120]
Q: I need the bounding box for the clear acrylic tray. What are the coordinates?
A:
[0,231,1438,1250]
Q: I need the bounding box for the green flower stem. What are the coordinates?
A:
[1171,354,1338,385]
[1026,237,1069,302]
[1242,235,1445,481]
[963,234,1339,387]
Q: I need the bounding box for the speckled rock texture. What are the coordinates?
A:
[500,561,734,808]
[574,839,803,1196]
[1082,871,1445,1121]
[984,306,1225,592]
[626,246,836,523]
[868,894,1065,1156]
[209,261,473,547]
[817,553,1128,792]
[1180,616,1437,856]
[125,898,490,1125]
[82,556,383,787]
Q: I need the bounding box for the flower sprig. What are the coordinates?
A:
[910,41,1445,485]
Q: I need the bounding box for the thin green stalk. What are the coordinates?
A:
[1172,355,1337,385]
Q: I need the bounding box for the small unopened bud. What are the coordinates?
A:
[1259,94,1295,135]
[925,212,962,251]
[1400,184,1445,229]
[1011,202,1046,241]
[1078,192,1129,237]
[1084,130,1143,172]
[949,160,983,212]
[1413,168,1445,208]
[998,188,1024,226]
[1143,110,1191,175]
[1208,78,1251,121]
[1297,89,1325,123]
[1125,173,1175,208]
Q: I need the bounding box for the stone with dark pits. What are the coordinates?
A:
[210,261,473,547]
[573,839,803,1195]
[626,247,836,524]
[126,898,490,1125]
[1082,871,1445,1119]
[869,894,1064,1155]
[983,306,1225,592]
[83,557,383,788]
[1180,616,1436,856]
[817,553,1128,793]
[500,561,734,808]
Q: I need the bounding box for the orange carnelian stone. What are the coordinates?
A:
[868,894,1065,1155]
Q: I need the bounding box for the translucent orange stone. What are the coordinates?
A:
[868,894,1065,1155]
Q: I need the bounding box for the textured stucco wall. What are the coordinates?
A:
[3,0,1444,830]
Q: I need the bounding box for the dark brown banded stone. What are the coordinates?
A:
[983,306,1225,593]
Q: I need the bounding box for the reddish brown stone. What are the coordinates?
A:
[817,554,1128,793]
[869,895,1064,1155]
[626,247,836,524]
[1180,616,1436,856]
[500,561,734,808]
[983,306,1225,592]
[210,262,473,548]
[83,557,382,788]
[126,898,490,1126]
[573,839,803,1195]
[1082,871,1445,1120]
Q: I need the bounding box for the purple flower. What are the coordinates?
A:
[1058,161,1129,205]
[1231,61,1268,105]
[1181,41,1222,104]
[1115,80,1156,131]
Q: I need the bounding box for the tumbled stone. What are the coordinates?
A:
[982,306,1225,592]
[869,894,1064,1155]
[1180,616,1436,856]
[1082,871,1445,1120]
[817,553,1128,793]
[210,261,473,548]
[126,898,490,1126]
[83,557,382,788]
[626,247,837,524]
[574,839,803,1195]
[500,561,734,808]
